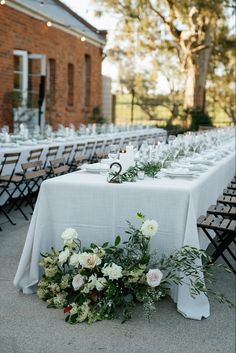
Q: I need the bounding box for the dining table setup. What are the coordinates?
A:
[13,127,235,321]
[0,123,164,175]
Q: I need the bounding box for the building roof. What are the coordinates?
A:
[7,0,107,47]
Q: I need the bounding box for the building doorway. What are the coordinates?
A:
[13,50,46,133]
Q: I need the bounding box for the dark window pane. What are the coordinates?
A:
[14,72,22,90]
[83,55,91,107]
[67,63,74,106]
[14,55,22,72]
[47,58,56,105]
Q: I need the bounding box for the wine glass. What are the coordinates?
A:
[108,145,119,161]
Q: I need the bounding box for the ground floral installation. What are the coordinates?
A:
[37,213,232,324]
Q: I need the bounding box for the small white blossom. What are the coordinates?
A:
[102,263,123,280]
[44,266,58,278]
[61,228,78,245]
[141,219,158,237]
[69,253,81,267]
[58,248,70,265]
[95,277,107,291]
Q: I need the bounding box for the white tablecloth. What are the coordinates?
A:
[14,147,235,320]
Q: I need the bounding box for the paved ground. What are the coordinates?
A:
[0,210,235,353]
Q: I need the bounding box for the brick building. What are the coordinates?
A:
[0,0,107,130]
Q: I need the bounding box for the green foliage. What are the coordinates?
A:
[190,111,213,131]
[89,106,107,124]
[165,123,189,135]
[108,161,162,183]
[37,214,234,324]
[99,0,233,116]
[10,91,23,108]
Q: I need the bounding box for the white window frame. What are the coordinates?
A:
[13,49,28,106]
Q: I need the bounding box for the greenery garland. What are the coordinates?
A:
[108,161,163,183]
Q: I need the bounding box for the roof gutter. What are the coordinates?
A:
[6,0,106,48]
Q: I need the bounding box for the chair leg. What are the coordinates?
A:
[1,207,16,225]
[202,227,236,275]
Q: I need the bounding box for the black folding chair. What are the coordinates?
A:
[103,139,113,157]
[91,139,105,163]
[20,161,46,211]
[27,148,43,163]
[227,182,236,190]
[207,204,236,220]
[0,152,28,221]
[217,195,236,207]
[43,146,59,178]
[0,183,17,229]
[62,144,74,164]
[50,158,70,177]
[69,142,86,172]
[197,214,236,274]
[84,140,96,163]
[223,188,236,197]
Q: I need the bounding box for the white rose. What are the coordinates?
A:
[61,228,78,244]
[58,248,70,265]
[102,263,123,280]
[69,253,81,267]
[95,277,107,291]
[146,269,163,287]
[72,274,84,291]
[141,219,158,237]
[78,252,101,269]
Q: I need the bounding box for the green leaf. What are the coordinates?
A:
[90,243,97,249]
[115,235,121,246]
[136,212,145,220]
[102,241,109,248]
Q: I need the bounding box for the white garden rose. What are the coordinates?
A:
[95,277,107,291]
[69,253,81,267]
[61,228,78,244]
[102,263,123,280]
[58,248,70,265]
[141,219,158,237]
[146,269,163,287]
[72,273,84,291]
[78,252,101,269]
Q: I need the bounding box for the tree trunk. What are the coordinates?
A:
[184,25,212,112]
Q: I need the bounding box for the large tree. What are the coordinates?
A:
[98,0,234,114]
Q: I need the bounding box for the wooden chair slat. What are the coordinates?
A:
[1,159,19,165]
[220,218,230,230]
[228,220,236,232]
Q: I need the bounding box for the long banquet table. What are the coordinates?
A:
[0,128,164,173]
[14,145,235,320]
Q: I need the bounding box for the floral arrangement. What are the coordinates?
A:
[37,213,231,324]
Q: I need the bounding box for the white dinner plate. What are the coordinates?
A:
[163,168,197,178]
[84,163,109,173]
[189,158,214,166]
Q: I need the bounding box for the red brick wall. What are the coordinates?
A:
[0,5,103,129]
